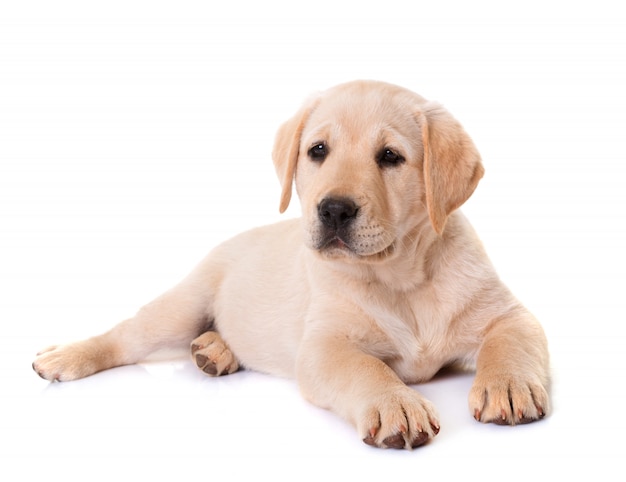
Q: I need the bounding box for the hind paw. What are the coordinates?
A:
[191,331,239,376]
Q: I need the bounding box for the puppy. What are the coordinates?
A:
[33,80,550,450]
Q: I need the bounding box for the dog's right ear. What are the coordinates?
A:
[272,97,319,213]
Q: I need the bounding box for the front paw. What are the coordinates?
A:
[469,371,549,425]
[359,387,440,450]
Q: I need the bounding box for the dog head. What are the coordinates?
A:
[272,80,483,262]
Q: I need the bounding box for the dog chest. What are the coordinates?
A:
[357,290,457,383]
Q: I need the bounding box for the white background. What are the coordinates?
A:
[1,1,625,479]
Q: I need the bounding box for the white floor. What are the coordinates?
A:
[2,2,625,480]
[4,318,622,479]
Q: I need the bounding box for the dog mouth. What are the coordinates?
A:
[319,234,351,252]
[316,232,395,260]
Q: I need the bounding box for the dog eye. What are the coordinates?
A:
[308,143,328,162]
[378,148,405,167]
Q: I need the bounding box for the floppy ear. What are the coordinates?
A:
[272,98,318,213]
[420,102,484,234]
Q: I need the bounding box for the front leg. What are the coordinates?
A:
[296,331,440,450]
[469,307,550,425]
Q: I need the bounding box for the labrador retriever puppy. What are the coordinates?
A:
[33,80,550,450]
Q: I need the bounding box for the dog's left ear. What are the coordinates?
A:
[419,102,484,234]
[272,97,319,213]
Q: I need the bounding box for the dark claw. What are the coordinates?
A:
[382,433,405,449]
[362,434,377,447]
[491,417,509,425]
[410,431,429,448]
[518,408,545,424]
[33,367,44,380]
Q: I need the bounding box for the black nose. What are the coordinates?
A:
[318,197,359,229]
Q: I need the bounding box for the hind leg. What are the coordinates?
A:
[191,331,239,376]
[33,277,213,382]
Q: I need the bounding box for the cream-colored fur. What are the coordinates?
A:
[33,80,550,450]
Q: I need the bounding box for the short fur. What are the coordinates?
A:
[33,80,550,450]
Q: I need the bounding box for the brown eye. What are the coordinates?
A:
[308,143,328,162]
[378,148,405,167]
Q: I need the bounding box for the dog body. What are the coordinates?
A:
[33,81,550,450]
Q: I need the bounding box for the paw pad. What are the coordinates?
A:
[190,332,239,377]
